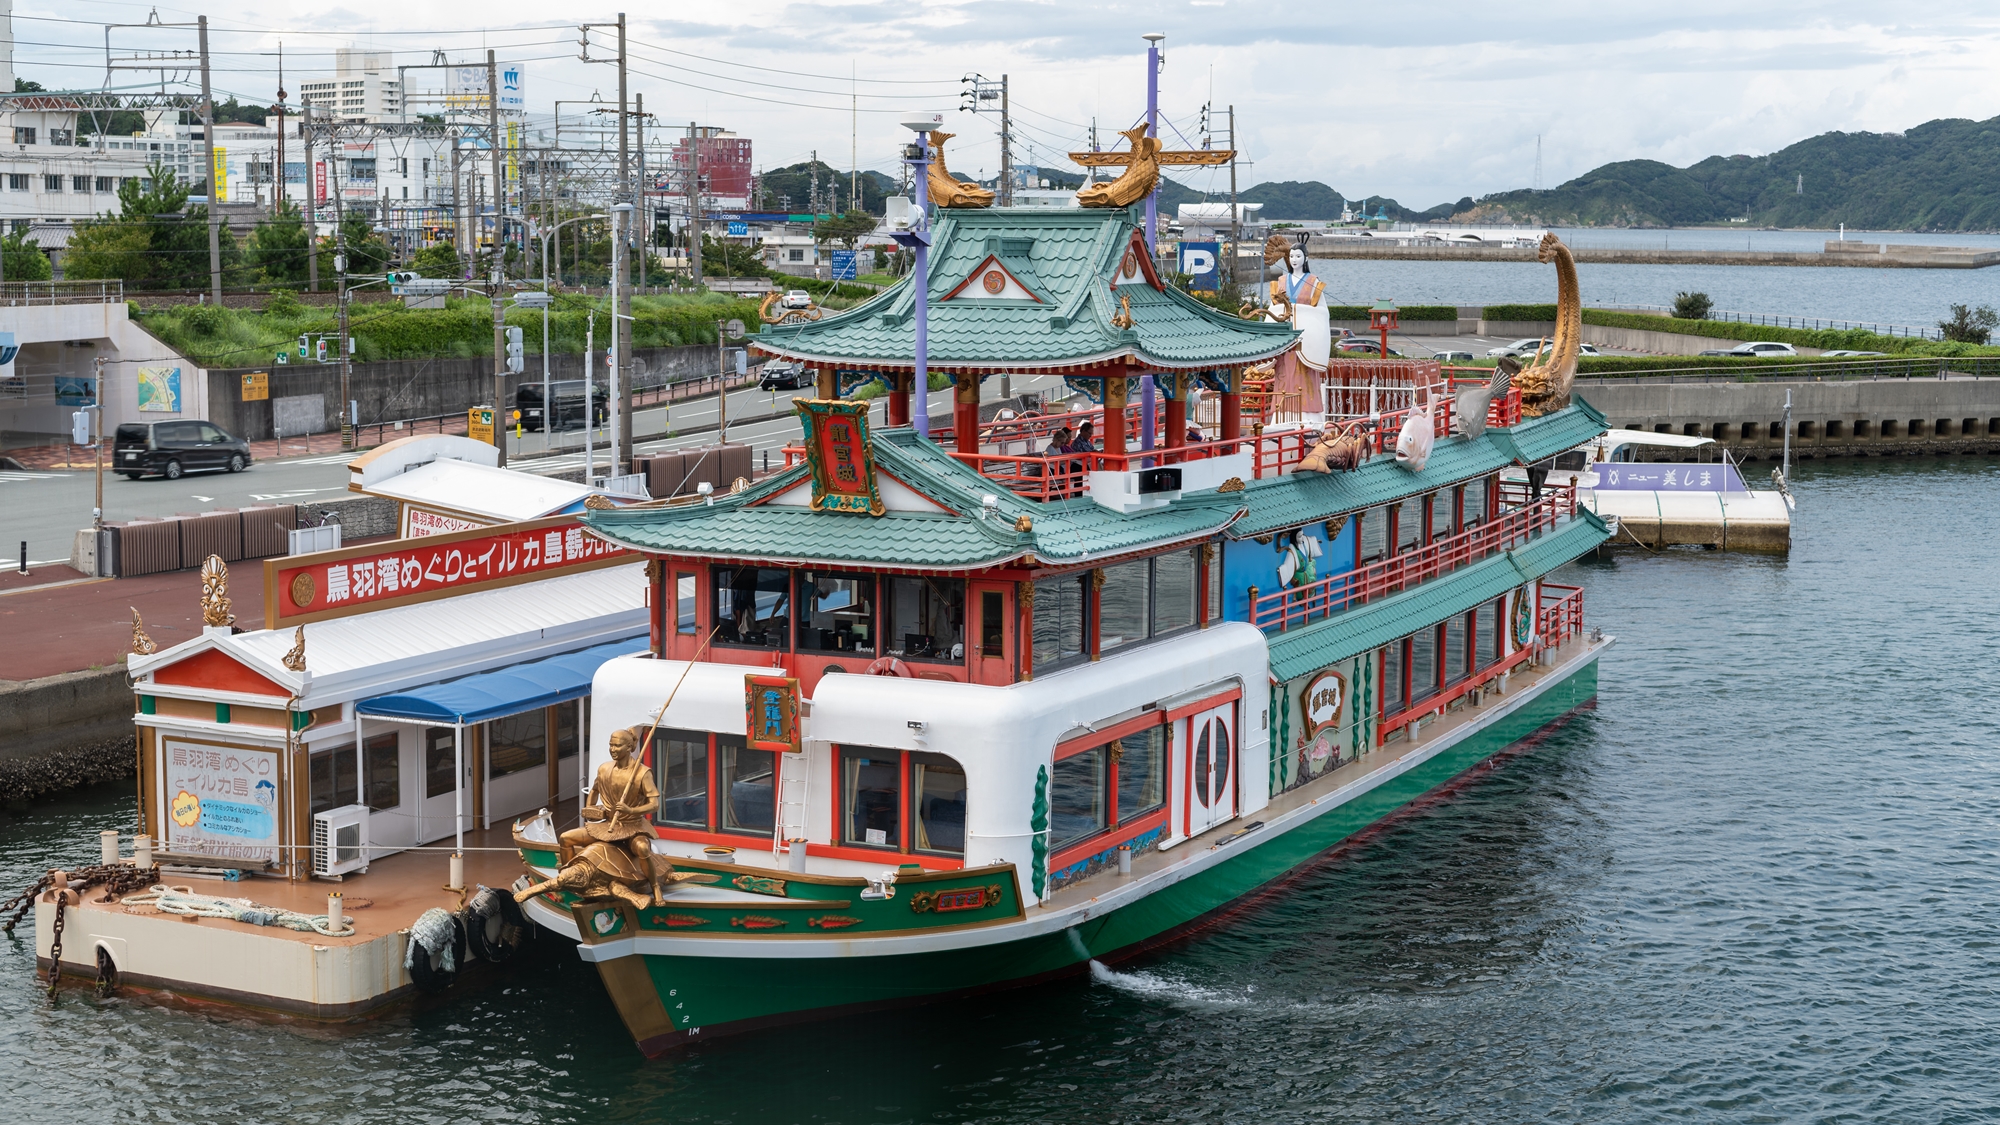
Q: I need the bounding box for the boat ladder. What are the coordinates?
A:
[774,750,810,855]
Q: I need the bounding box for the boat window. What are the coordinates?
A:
[911,753,966,856]
[719,735,774,835]
[310,745,358,814]
[1206,543,1222,622]
[1463,479,1489,526]
[1446,613,1469,684]
[796,571,877,654]
[714,566,790,649]
[652,728,710,829]
[1431,490,1456,540]
[1489,598,1507,665]
[1411,627,1438,701]
[554,701,580,760]
[1032,572,1089,671]
[1396,497,1424,553]
[363,732,400,811]
[487,710,547,778]
[1098,559,1151,652]
[1049,748,1108,850]
[1153,548,1200,636]
[1554,451,1588,471]
[1359,505,1388,564]
[1116,726,1166,822]
[1382,643,1405,716]
[979,590,1006,658]
[675,572,697,635]
[886,575,964,662]
[840,747,902,848]
[424,727,456,799]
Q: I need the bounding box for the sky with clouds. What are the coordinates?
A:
[11,0,2000,206]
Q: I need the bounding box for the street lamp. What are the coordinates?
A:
[1142,33,1165,248]
[533,210,604,451]
[1368,298,1400,358]
[609,202,635,473]
[895,113,942,439]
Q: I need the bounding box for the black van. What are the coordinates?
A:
[513,380,610,432]
[113,420,253,480]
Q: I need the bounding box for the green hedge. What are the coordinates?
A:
[1577,309,2000,358]
[1479,304,1558,322]
[1326,304,1458,321]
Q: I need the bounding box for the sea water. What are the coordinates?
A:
[3,456,1998,1123]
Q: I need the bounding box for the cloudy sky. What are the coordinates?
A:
[11,0,2000,206]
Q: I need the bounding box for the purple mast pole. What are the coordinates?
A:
[897,117,938,440]
[1143,33,1163,250]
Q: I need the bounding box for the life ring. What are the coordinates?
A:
[463,886,526,965]
[405,908,466,993]
[865,656,913,677]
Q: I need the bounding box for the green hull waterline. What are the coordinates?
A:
[622,659,1598,1052]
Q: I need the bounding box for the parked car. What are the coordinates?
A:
[1698,341,1798,358]
[781,289,815,310]
[513,380,610,432]
[113,420,252,480]
[759,362,810,391]
[1820,350,1887,358]
[1336,339,1402,357]
[1577,343,1603,356]
[1434,350,1476,363]
[1486,338,1550,358]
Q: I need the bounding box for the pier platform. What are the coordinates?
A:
[1309,241,2000,269]
[32,808,554,1017]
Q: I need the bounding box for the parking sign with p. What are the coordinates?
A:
[1179,241,1221,291]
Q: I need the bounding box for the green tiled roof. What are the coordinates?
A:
[1232,402,1610,538]
[1266,512,1609,682]
[581,426,1245,570]
[754,207,1298,371]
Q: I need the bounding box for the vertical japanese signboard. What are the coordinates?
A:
[163,739,281,864]
[744,674,802,753]
[795,399,884,516]
[468,406,495,445]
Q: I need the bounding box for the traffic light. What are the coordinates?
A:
[505,326,525,374]
[298,334,309,358]
[315,338,328,363]
[71,410,91,446]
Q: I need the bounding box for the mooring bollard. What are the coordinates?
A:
[100,830,119,866]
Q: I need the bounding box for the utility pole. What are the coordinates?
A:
[272,51,286,222]
[999,74,1011,206]
[614,13,633,473]
[1227,105,1238,293]
[1142,33,1164,249]
[687,120,703,284]
[198,17,222,304]
[635,92,647,293]
[488,49,509,468]
[304,101,318,292]
[338,242,352,450]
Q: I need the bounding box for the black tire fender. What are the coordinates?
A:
[463,886,526,964]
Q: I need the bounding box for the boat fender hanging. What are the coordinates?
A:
[865,656,913,678]
[463,886,527,965]
[405,907,463,992]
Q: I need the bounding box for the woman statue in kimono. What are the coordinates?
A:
[1262,234,1328,418]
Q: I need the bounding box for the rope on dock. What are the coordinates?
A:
[118,885,355,937]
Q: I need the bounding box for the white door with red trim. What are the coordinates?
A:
[1182,703,1237,837]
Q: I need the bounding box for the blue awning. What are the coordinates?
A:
[356,637,649,725]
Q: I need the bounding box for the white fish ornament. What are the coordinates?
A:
[1394,393,1435,472]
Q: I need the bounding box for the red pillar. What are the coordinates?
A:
[887,371,910,427]
[1220,391,1242,444]
[954,373,980,454]
[1165,395,1187,451]
[1103,371,1128,458]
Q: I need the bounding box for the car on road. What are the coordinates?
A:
[1697,341,1798,358]
[513,380,610,432]
[1820,350,1887,358]
[1577,343,1603,356]
[1486,338,1550,358]
[1336,339,1402,357]
[759,362,811,391]
[1434,350,1477,363]
[114,420,252,480]
[781,290,814,310]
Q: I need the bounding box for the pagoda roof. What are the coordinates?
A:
[752,206,1298,373]
[580,428,1247,572]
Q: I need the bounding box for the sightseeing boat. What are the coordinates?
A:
[1503,428,1793,550]
[511,196,1616,1056]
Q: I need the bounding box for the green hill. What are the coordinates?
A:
[1460,115,2000,230]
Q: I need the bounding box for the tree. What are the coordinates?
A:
[247,199,312,287]
[1,231,53,281]
[812,209,877,250]
[700,234,770,278]
[1938,303,1999,344]
[66,167,245,290]
[409,242,463,279]
[13,78,46,93]
[333,209,393,278]
[1672,291,1714,320]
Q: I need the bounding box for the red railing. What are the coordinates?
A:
[1376,583,1587,743]
[1252,486,1579,631]
[1537,583,1586,649]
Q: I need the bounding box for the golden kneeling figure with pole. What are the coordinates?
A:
[523,727,708,909]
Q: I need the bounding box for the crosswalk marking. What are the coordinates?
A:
[0,470,64,483]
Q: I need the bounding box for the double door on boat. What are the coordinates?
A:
[1177,700,1238,839]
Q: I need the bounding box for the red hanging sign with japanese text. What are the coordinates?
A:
[796,399,885,516]
[263,514,630,628]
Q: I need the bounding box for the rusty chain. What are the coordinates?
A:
[45,892,65,998]
[3,864,160,997]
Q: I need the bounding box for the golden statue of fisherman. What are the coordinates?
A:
[553,728,668,905]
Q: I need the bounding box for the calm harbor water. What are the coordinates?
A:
[4,456,1999,1123]
[1314,227,2000,331]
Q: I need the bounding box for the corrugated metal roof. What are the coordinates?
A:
[754,206,1298,371]
[362,459,595,522]
[1266,512,1608,681]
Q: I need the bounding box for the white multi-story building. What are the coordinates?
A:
[298,49,403,123]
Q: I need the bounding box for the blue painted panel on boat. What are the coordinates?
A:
[1220,517,1355,624]
[1594,461,1747,492]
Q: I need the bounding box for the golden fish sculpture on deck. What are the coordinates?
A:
[1515,232,1582,418]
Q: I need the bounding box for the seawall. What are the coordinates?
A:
[1575,377,2000,460]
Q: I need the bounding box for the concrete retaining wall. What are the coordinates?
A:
[0,667,131,764]
[1575,377,2000,460]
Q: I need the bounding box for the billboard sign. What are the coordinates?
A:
[1179,240,1220,291]
[830,249,858,281]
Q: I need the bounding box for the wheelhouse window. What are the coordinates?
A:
[718,735,773,835]
[1098,559,1151,653]
[911,753,966,856]
[488,711,547,778]
[886,575,964,662]
[796,571,876,654]
[1032,572,1089,671]
[714,566,789,648]
[840,747,902,848]
[1049,747,1108,850]
[653,728,710,829]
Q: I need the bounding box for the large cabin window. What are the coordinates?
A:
[1050,719,1171,859]
[718,735,773,835]
[1488,597,1507,665]
[911,753,966,855]
[1446,613,1470,684]
[1395,497,1424,553]
[840,747,903,848]
[1153,548,1200,636]
[1032,572,1089,671]
[1462,479,1489,526]
[714,566,790,649]
[1359,505,1388,564]
[1050,747,1108,849]
[886,575,964,662]
[1098,559,1151,652]
[1410,627,1438,701]
[797,571,877,654]
[653,728,710,829]
[1431,490,1456,540]
[1382,642,1405,715]
[1115,726,1166,821]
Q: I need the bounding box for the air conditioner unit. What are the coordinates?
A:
[312,804,370,877]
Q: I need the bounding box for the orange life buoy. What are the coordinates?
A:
[865,656,913,678]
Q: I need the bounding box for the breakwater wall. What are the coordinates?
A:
[1310,243,2000,269]
[1575,377,2000,460]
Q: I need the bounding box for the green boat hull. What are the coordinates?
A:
[590,658,1598,1055]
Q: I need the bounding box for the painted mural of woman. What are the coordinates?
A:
[1260,234,1329,418]
[1275,527,1323,589]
